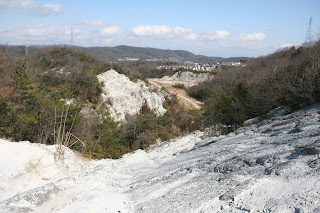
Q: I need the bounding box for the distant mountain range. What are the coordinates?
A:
[3,44,249,63]
[85,45,249,63]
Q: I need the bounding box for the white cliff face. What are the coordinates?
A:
[97,69,167,122]
[170,71,213,82]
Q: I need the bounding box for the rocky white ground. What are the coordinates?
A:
[97,69,167,122]
[170,71,213,83]
[1,104,320,212]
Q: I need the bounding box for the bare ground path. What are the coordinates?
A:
[148,77,203,110]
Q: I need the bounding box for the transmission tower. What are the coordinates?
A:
[304,17,313,46]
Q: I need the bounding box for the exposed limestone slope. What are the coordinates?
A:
[1,104,320,212]
[97,69,167,121]
[170,71,213,82]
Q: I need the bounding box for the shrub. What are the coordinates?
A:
[173,83,186,89]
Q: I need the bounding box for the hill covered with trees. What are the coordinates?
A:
[87,45,248,62]
[2,44,248,63]
[188,40,320,127]
[0,40,319,159]
[0,46,201,159]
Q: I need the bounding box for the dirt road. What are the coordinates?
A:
[148,77,203,110]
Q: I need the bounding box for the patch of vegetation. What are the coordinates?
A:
[116,60,177,79]
[122,99,203,149]
[0,46,204,159]
[0,46,120,157]
[188,40,320,127]
[173,83,186,89]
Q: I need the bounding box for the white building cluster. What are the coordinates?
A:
[158,61,243,72]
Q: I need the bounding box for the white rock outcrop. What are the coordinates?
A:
[1,104,320,212]
[97,69,167,122]
[170,71,213,82]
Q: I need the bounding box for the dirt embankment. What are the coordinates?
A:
[148,76,203,110]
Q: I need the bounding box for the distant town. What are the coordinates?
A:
[157,61,244,72]
[117,57,245,72]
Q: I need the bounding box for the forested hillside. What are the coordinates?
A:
[0,46,201,158]
[88,45,198,61]
[0,46,110,149]
[0,40,319,159]
[86,45,245,62]
[3,45,248,63]
[188,40,320,127]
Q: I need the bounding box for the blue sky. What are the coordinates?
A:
[0,0,319,57]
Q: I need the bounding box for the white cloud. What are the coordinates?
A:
[172,26,191,35]
[101,38,114,45]
[0,0,37,8]
[38,4,62,16]
[199,30,230,40]
[184,33,198,40]
[0,0,62,16]
[184,30,231,41]
[0,25,90,46]
[240,33,266,41]
[132,25,191,38]
[219,41,270,50]
[100,26,121,36]
[22,25,70,39]
[78,20,109,26]
[279,43,294,49]
[184,31,265,42]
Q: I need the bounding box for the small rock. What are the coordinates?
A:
[243,117,260,126]
[313,207,320,212]
[219,191,235,201]
[243,159,256,167]
[304,140,320,155]
[264,167,275,175]
[256,157,267,165]
[186,168,192,173]
[267,107,286,118]
[308,158,320,168]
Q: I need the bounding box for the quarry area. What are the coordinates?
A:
[96,69,210,112]
[148,71,212,109]
[1,3,318,212]
[0,104,319,212]
[96,69,167,122]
